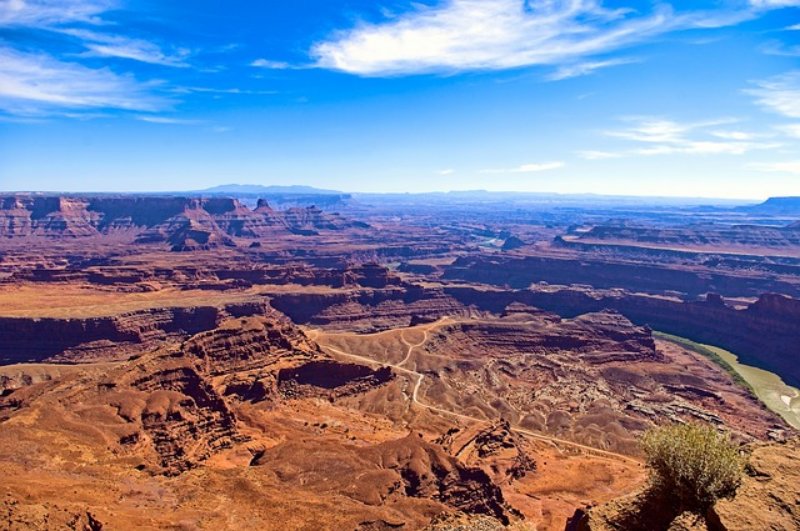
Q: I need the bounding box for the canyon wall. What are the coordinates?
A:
[445,255,800,298]
[0,194,367,248]
[0,301,269,364]
[444,287,800,388]
[269,282,800,388]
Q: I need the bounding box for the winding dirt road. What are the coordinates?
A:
[310,321,642,465]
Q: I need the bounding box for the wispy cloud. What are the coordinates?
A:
[635,141,774,155]
[709,130,759,140]
[776,124,800,138]
[480,161,565,174]
[59,29,192,67]
[310,0,755,76]
[749,161,800,174]
[0,0,191,116]
[578,150,623,160]
[605,117,702,143]
[760,40,800,57]
[746,71,800,118]
[0,0,110,27]
[250,58,291,69]
[749,0,800,8]
[0,46,169,115]
[2,1,194,68]
[546,57,638,81]
[171,86,278,96]
[135,115,199,125]
[437,168,455,175]
[590,117,779,157]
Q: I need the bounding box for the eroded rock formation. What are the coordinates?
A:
[0,194,369,250]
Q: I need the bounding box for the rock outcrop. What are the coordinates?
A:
[566,438,800,531]
[268,281,800,388]
[0,311,394,476]
[445,254,800,298]
[269,286,471,332]
[0,194,369,250]
[251,433,516,524]
[0,301,273,365]
[437,286,800,389]
[569,221,800,250]
[0,309,520,527]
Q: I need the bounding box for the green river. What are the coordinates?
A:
[655,332,800,430]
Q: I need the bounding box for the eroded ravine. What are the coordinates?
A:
[310,319,642,464]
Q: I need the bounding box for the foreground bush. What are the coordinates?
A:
[642,423,745,511]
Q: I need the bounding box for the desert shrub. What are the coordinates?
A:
[642,423,745,512]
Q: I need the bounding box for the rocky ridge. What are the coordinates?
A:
[0,195,368,250]
[0,307,521,528]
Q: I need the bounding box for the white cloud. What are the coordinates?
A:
[606,118,698,143]
[578,150,623,160]
[171,86,278,96]
[135,115,199,124]
[0,0,191,116]
[437,168,455,175]
[58,29,191,67]
[749,161,800,174]
[0,46,169,115]
[481,161,565,174]
[749,0,800,7]
[710,130,757,140]
[637,140,774,155]
[746,71,800,118]
[310,0,756,76]
[0,0,110,27]
[776,124,800,138]
[592,117,780,157]
[250,58,291,69]
[788,23,800,30]
[2,1,193,68]
[760,40,800,57]
[546,57,638,81]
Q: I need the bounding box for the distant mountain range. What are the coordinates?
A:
[197,184,345,196]
[742,196,800,215]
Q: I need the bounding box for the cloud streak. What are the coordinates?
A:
[583,117,780,158]
[311,0,756,76]
[60,29,192,67]
[250,58,291,69]
[0,0,190,116]
[578,150,623,160]
[480,162,565,174]
[135,115,200,124]
[0,0,110,27]
[746,71,800,118]
[546,57,638,81]
[777,124,800,138]
[749,161,800,174]
[0,46,170,115]
[749,0,800,8]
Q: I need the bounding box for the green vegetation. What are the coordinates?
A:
[642,423,745,512]
[656,331,800,430]
[653,332,753,393]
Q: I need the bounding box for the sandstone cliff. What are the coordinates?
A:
[0,194,369,250]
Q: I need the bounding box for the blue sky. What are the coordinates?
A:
[0,0,799,198]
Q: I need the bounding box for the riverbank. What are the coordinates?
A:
[656,332,800,430]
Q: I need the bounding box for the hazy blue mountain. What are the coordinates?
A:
[198,184,344,195]
[743,197,800,215]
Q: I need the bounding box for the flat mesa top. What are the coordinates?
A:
[0,283,346,319]
[0,285,254,318]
